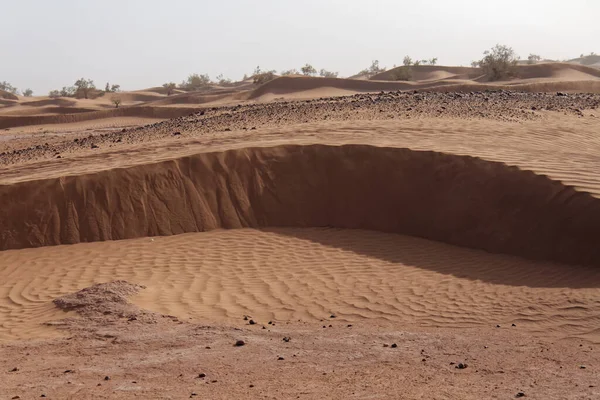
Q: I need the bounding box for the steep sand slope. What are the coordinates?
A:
[1,144,600,267]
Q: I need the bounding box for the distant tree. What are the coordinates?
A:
[110,84,120,92]
[162,82,177,95]
[0,81,18,94]
[215,74,232,85]
[48,90,61,98]
[391,66,412,81]
[319,69,338,78]
[368,60,385,75]
[413,60,422,66]
[105,82,110,92]
[111,96,122,108]
[429,57,438,65]
[527,54,542,64]
[420,59,428,65]
[301,64,317,76]
[253,66,262,76]
[60,86,76,97]
[403,56,413,66]
[478,44,519,80]
[74,78,95,99]
[243,74,249,81]
[253,71,276,85]
[280,69,299,76]
[471,60,480,68]
[179,73,211,91]
[22,88,33,97]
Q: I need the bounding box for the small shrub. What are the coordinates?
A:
[49,90,61,98]
[391,66,412,81]
[280,69,299,76]
[111,96,122,108]
[319,69,338,78]
[478,44,518,81]
[527,54,542,64]
[22,88,33,97]
[162,82,176,95]
[253,71,276,85]
[301,64,317,76]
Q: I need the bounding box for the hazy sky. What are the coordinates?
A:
[2,0,599,94]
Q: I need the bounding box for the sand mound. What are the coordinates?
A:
[512,63,600,80]
[1,144,599,266]
[370,65,482,82]
[248,76,418,99]
[0,106,199,129]
[0,90,19,101]
[53,280,145,318]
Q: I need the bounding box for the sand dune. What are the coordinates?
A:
[1,144,599,267]
[0,90,19,101]
[1,228,600,342]
[370,65,483,82]
[0,105,201,129]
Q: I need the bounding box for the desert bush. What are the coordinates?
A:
[281,69,299,76]
[403,56,413,66]
[111,96,122,108]
[429,57,438,65]
[319,69,338,78]
[48,90,60,98]
[22,88,33,97]
[162,82,177,95]
[253,71,276,85]
[471,61,480,68]
[527,54,542,64]
[60,86,76,97]
[215,74,232,86]
[391,66,412,81]
[179,73,211,91]
[478,44,518,81]
[301,64,317,76]
[74,78,95,99]
[0,81,18,94]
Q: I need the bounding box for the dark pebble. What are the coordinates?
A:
[278,357,285,361]
[104,376,110,380]
[249,320,256,325]
[456,363,468,369]
[235,340,245,347]
[515,393,525,398]
[198,373,206,378]
[283,337,291,342]
[391,343,397,348]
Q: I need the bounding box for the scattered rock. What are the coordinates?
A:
[515,392,525,398]
[455,363,468,369]
[104,376,110,381]
[198,373,206,378]
[512,323,516,327]
[283,337,291,342]
[234,340,245,347]
[383,344,389,347]
[580,365,586,369]
[9,367,19,372]
[249,384,254,388]
[391,343,397,348]
[330,314,336,318]
[172,132,181,136]
[64,369,74,373]
[91,144,99,149]
[278,356,285,361]
[249,319,256,325]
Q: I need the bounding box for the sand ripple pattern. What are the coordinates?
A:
[1,228,600,342]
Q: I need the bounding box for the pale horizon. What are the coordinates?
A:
[2,0,599,95]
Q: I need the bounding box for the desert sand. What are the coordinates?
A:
[1,63,600,399]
